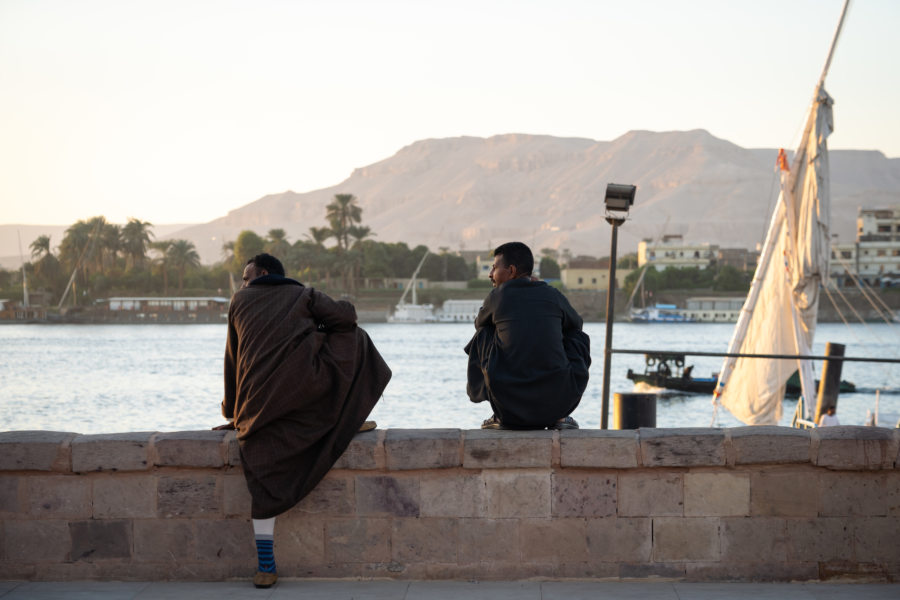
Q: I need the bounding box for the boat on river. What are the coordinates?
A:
[628,352,856,397]
[629,304,696,323]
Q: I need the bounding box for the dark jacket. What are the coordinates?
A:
[464,278,590,428]
[223,275,391,518]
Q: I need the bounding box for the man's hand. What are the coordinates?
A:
[212,422,235,431]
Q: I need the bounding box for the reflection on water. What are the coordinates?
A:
[0,322,897,434]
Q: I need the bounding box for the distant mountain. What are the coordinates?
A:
[5,130,899,267]
[171,130,900,264]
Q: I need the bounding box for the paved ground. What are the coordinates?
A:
[1,580,898,599]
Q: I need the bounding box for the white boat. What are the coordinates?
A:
[629,303,696,323]
[437,299,483,323]
[387,250,436,323]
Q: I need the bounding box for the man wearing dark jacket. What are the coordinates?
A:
[465,242,591,429]
[216,253,391,588]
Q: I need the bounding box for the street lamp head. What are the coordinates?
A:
[604,183,636,214]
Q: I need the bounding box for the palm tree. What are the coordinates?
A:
[265,228,291,257]
[150,240,173,295]
[30,235,51,260]
[306,226,332,248]
[122,218,154,269]
[100,223,122,273]
[325,194,362,251]
[167,239,201,293]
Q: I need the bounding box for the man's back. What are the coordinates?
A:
[467,278,590,428]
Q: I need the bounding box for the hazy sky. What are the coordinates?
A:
[1,0,897,226]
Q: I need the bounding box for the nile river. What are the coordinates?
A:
[1,322,898,433]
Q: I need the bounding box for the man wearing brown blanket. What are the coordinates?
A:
[217,253,391,588]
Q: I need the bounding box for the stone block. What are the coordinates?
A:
[224,431,242,466]
[294,475,354,515]
[684,472,750,517]
[585,517,651,562]
[69,520,131,561]
[457,518,519,562]
[853,517,900,563]
[153,430,228,467]
[888,472,900,516]
[385,429,461,470]
[463,430,552,469]
[618,471,683,517]
[133,519,194,561]
[92,475,156,518]
[325,518,391,563]
[520,518,588,563]
[814,426,897,470]
[640,429,726,467]
[356,475,419,517]
[222,474,252,517]
[0,431,76,472]
[750,470,818,517]
[652,517,720,562]
[332,430,381,470]
[27,476,91,518]
[551,471,616,517]
[195,519,254,561]
[820,472,886,516]
[719,517,787,562]
[559,430,639,468]
[71,432,154,472]
[273,512,325,566]
[3,520,70,562]
[392,517,458,563]
[157,475,218,517]
[485,470,550,518]
[0,475,21,514]
[729,426,811,465]
[785,517,853,562]
[420,473,485,518]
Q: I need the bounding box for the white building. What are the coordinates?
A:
[638,235,717,271]
[831,206,900,287]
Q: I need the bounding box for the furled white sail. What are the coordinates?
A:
[712,86,834,425]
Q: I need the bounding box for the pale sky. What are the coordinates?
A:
[1,0,897,226]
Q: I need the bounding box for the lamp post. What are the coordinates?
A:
[600,183,636,429]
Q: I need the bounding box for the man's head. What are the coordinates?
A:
[490,242,533,287]
[242,253,285,288]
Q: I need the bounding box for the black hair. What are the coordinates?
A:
[247,253,285,276]
[493,241,533,276]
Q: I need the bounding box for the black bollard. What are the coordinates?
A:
[814,342,845,425]
[613,393,657,429]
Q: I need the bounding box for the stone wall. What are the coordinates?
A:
[1,427,899,582]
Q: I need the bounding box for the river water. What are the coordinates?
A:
[1,322,897,434]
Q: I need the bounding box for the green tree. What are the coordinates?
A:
[539,257,561,279]
[30,235,51,260]
[264,228,291,258]
[121,218,154,269]
[167,239,201,293]
[325,194,362,251]
[232,230,265,273]
[149,240,173,295]
[713,265,750,292]
[306,226,332,247]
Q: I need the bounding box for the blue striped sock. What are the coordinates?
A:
[255,535,276,573]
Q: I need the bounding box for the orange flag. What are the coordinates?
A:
[776,148,790,172]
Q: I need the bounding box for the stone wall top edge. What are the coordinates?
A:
[3,427,897,472]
